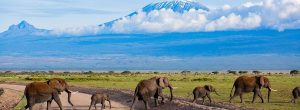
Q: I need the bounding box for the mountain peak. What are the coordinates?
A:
[1,20,49,37]
[8,20,35,30]
[143,0,209,13]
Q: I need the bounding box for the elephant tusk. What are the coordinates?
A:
[270,88,277,91]
[172,87,178,89]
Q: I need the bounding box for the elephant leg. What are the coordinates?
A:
[143,99,150,110]
[101,103,105,110]
[192,94,197,103]
[102,101,106,109]
[47,100,53,110]
[252,92,258,103]
[158,89,165,104]
[202,96,206,105]
[239,93,244,103]
[27,97,35,110]
[207,94,212,104]
[291,98,296,103]
[257,91,264,103]
[53,94,63,110]
[154,91,159,107]
[88,100,95,110]
[130,96,138,110]
[94,103,97,110]
[229,89,240,103]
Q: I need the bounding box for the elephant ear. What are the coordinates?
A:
[48,80,64,92]
[259,76,265,86]
[204,85,212,92]
[158,77,166,88]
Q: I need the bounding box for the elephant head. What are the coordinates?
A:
[156,77,173,101]
[257,76,277,103]
[204,85,220,96]
[47,79,64,92]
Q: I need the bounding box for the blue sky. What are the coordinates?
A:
[0,0,261,32]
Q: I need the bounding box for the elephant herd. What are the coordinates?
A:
[21,75,299,110]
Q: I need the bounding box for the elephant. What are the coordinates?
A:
[23,80,64,110]
[88,93,111,110]
[229,75,277,103]
[192,85,220,104]
[48,78,74,106]
[130,77,173,110]
[291,86,300,103]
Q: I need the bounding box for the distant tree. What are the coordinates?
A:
[212,71,219,74]
[227,70,237,74]
[63,71,70,74]
[121,70,131,74]
[4,71,12,74]
[108,71,115,74]
[154,71,159,74]
[252,70,261,74]
[290,70,299,75]
[181,70,191,74]
[48,71,55,74]
[239,71,248,74]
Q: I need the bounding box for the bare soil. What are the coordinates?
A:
[0,83,255,110]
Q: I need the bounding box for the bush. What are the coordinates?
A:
[290,70,299,75]
[121,71,131,74]
[253,70,261,74]
[228,70,237,74]
[181,70,191,74]
[212,71,219,74]
[108,71,115,74]
[239,71,248,74]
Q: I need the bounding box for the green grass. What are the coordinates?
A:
[1,73,300,110]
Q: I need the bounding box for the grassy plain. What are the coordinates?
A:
[0,72,299,110]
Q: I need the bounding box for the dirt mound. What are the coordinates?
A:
[0,89,22,110]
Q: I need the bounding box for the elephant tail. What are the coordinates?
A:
[229,84,235,98]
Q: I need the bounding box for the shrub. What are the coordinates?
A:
[239,71,248,74]
[290,70,299,75]
[228,70,237,74]
[252,70,261,74]
[121,71,131,74]
[212,71,219,74]
[181,70,191,74]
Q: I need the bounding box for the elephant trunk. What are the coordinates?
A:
[267,86,277,103]
[214,90,220,96]
[169,85,173,101]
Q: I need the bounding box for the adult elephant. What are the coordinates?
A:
[229,75,277,103]
[48,78,74,106]
[130,77,173,110]
[23,80,64,110]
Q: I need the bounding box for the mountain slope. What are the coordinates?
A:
[101,0,209,27]
[0,20,49,37]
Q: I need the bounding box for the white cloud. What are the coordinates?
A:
[50,0,300,34]
[102,0,300,33]
[51,25,103,36]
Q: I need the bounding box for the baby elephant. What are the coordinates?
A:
[89,93,111,110]
[192,85,220,104]
[291,86,300,103]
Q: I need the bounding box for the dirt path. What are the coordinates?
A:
[0,84,129,110]
[0,83,247,110]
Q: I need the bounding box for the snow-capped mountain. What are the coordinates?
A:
[0,20,49,37]
[142,0,209,13]
[101,0,209,27]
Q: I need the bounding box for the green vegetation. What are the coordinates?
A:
[0,72,299,109]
